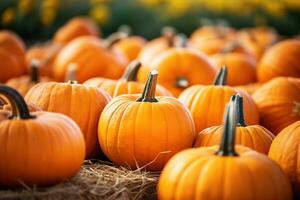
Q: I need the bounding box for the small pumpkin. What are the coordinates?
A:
[235,82,262,95]
[84,60,172,97]
[158,99,292,200]
[98,70,195,171]
[25,80,111,158]
[0,85,85,187]
[179,67,259,132]
[194,94,274,154]
[6,60,51,96]
[253,77,300,135]
[269,121,300,198]
[257,39,300,82]
[138,48,217,96]
[53,17,100,45]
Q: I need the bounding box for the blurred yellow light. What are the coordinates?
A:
[89,5,111,25]
[2,8,15,25]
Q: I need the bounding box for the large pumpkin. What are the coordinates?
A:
[179,67,259,132]
[0,85,85,187]
[138,48,216,96]
[0,31,27,82]
[53,36,126,83]
[269,121,300,198]
[25,81,111,158]
[158,99,292,200]
[98,71,195,171]
[194,95,274,154]
[84,60,172,97]
[257,39,300,82]
[253,77,300,135]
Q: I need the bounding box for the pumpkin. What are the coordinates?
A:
[257,39,300,82]
[210,52,257,86]
[84,60,172,97]
[53,36,126,83]
[0,31,27,82]
[6,60,51,96]
[138,48,216,96]
[194,94,274,154]
[235,82,262,95]
[158,99,292,200]
[98,70,195,171]
[25,80,111,159]
[0,85,85,187]
[179,67,259,132]
[253,77,300,135]
[53,17,100,45]
[269,121,300,198]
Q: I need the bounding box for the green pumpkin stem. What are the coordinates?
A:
[161,26,177,47]
[220,41,241,54]
[0,85,35,119]
[137,70,158,102]
[235,94,247,127]
[65,63,78,84]
[30,60,40,83]
[213,66,227,86]
[104,32,128,49]
[215,95,238,156]
[121,60,142,82]
[118,24,132,36]
[174,34,187,48]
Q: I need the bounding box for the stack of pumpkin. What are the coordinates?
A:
[1,17,300,200]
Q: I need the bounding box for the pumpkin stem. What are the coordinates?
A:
[220,41,241,54]
[65,63,78,83]
[161,26,176,47]
[174,34,187,48]
[120,60,142,82]
[235,94,247,127]
[176,77,189,88]
[118,24,132,36]
[30,59,40,83]
[0,85,35,119]
[104,32,128,49]
[213,66,227,86]
[0,96,6,107]
[137,70,158,102]
[215,95,238,157]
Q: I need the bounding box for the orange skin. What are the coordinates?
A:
[211,53,257,86]
[98,95,195,171]
[258,40,300,82]
[53,17,100,45]
[235,82,262,95]
[112,36,146,62]
[53,36,126,83]
[138,48,217,96]
[253,77,300,135]
[269,121,300,197]
[179,86,259,132]
[25,82,111,158]
[158,145,292,200]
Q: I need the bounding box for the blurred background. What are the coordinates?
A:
[1,0,300,42]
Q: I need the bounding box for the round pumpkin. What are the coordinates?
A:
[235,82,262,95]
[179,67,259,132]
[253,77,300,135]
[257,39,300,82]
[53,17,100,45]
[25,81,111,158]
[269,121,300,198]
[98,71,195,171]
[0,85,85,187]
[53,36,126,83]
[84,60,172,97]
[138,48,216,96]
[194,94,274,154]
[158,99,292,200]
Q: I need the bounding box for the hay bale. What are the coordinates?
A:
[0,160,159,200]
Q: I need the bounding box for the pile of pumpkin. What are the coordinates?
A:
[1,17,300,200]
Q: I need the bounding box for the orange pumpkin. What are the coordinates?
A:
[98,71,195,171]
[0,85,85,187]
[179,67,259,132]
[253,77,300,135]
[0,31,27,82]
[257,39,300,82]
[269,121,300,197]
[194,94,274,154]
[84,60,172,97]
[6,60,51,96]
[53,17,100,45]
[53,36,126,83]
[25,81,111,159]
[235,82,262,95]
[138,48,216,96]
[158,99,292,200]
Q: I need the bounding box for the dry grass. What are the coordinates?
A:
[0,160,160,200]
